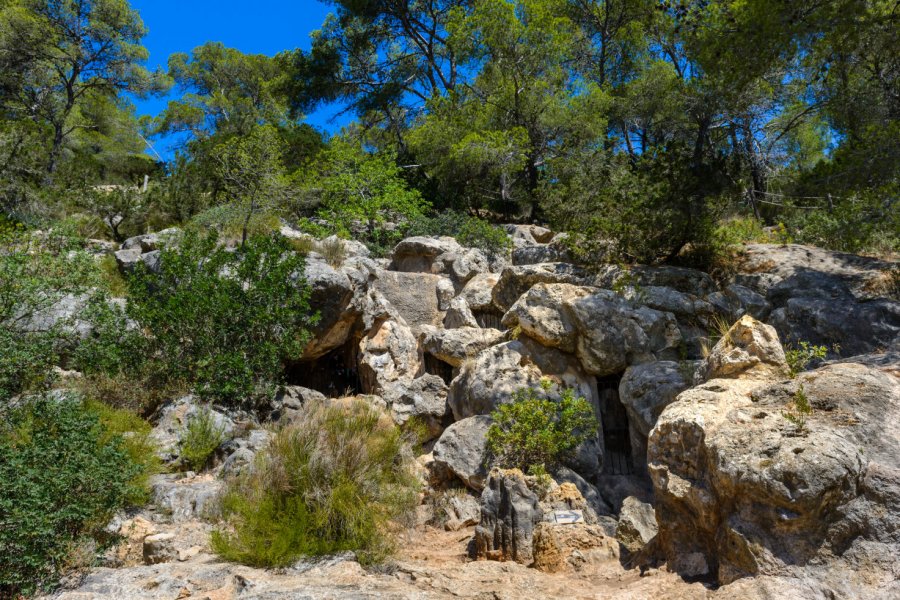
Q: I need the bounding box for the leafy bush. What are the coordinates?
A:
[126,230,315,405]
[180,408,226,472]
[486,381,598,472]
[406,210,512,259]
[211,399,419,566]
[785,341,828,377]
[0,395,148,597]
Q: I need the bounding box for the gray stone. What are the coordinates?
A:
[615,496,658,554]
[475,469,543,563]
[432,415,493,491]
[443,295,479,329]
[420,325,505,368]
[142,533,177,565]
[382,374,450,441]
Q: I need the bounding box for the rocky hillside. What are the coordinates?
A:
[45,224,899,600]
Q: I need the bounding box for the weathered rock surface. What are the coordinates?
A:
[371,270,446,333]
[357,293,422,394]
[420,325,505,367]
[382,373,450,441]
[615,496,658,554]
[734,243,900,356]
[432,415,493,491]
[447,338,598,421]
[704,315,788,380]
[443,295,479,328]
[299,258,356,359]
[491,262,618,312]
[475,469,543,563]
[149,396,234,463]
[649,362,900,590]
[460,272,500,312]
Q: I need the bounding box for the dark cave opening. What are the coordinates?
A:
[597,373,634,475]
[424,353,455,385]
[285,339,362,398]
[473,309,505,330]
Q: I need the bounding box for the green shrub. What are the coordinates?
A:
[126,230,315,405]
[211,399,419,566]
[785,341,828,377]
[70,294,147,379]
[406,210,512,259]
[782,384,813,432]
[0,394,147,597]
[486,381,598,472]
[180,408,226,472]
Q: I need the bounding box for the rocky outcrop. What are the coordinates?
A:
[447,338,598,421]
[300,258,357,359]
[491,263,618,312]
[389,236,491,287]
[475,469,543,563]
[357,292,422,394]
[371,270,446,334]
[704,315,789,380]
[615,496,658,555]
[382,374,450,441]
[419,325,505,367]
[432,415,493,491]
[734,243,900,356]
[648,362,900,587]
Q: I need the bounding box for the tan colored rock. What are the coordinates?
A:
[704,315,788,380]
[143,533,177,565]
[420,325,505,368]
[461,272,500,311]
[502,283,590,352]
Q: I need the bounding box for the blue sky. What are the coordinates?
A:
[130,0,349,157]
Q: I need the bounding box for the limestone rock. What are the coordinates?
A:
[475,469,543,563]
[149,396,234,463]
[501,283,590,352]
[299,258,356,359]
[358,304,421,394]
[382,374,450,441]
[447,338,597,421]
[142,533,177,565]
[569,290,682,376]
[704,315,788,380]
[270,385,327,423]
[461,272,500,312]
[619,361,699,474]
[532,522,617,574]
[648,362,900,586]
[443,295,479,328]
[150,474,223,523]
[419,325,505,368]
[432,415,493,491]
[491,262,616,312]
[615,496,658,554]
[371,270,446,334]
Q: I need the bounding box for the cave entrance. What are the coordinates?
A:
[285,338,362,398]
[473,309,505,330]
[424,353,455,385]
[597,373,633,475]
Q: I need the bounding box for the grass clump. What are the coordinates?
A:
[782,384,813,432]
[180,408,226,472]
[486,380,598,473]
[0,394,151,597]
[785,341,828,377]
[211,399,420,567]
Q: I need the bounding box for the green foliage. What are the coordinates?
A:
[211,399,419,566]
[486,381,598,472]
[180,408,226,472]
[406,210,512,259]
[126,230,314,405]
[0,394,147,597]
[785,341,828,378]
[293,138,429,253]
[782,384,813,433]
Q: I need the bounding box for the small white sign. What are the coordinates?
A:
[552,509,584,524]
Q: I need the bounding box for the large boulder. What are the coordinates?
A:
[491,263,618,312]
[475,469,543,563]
[299,258,356,359]
[461,273,500,312]
[648,362,900,587]
[371,270,446,334]
[389,236,490,287]
[447,338,597,421]
[733,243,900,356]
[632,265,717,297]
[569,290,682,376]
[419,325,505,368]
[501,283,590,353]
[432,415,493,491]
[704,315,789,380]
[358,311,421,394]
[615,496,658,555]
[382,374,450,441]
[618,361,699,475]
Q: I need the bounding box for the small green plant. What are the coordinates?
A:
[527,463,554,499]
[318,236,347,267]
[785,341,828,377]
[486,380,599,472]
[782,384,813,432]
[611,265,647,304]
[0,394,147,597]
[211,399,419,566]
[180,408,226,472]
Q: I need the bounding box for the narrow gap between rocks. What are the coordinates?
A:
[285,339,362,398]
[424,353,455,385]
[597,373,634,476]
[473,309,505,330]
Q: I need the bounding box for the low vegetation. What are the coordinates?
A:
[783,384,813,433]
[180,408,227,472]
[0,394,153,597]
[785,341,829,378]
[211,399,420,567]
[486,381,598,473]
